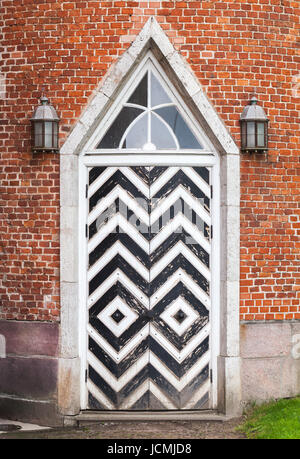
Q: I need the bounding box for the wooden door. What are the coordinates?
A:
[86,166,211,410]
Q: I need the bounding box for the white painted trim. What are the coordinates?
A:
[78,160,89,410]
[82,154,216,167]
[210,160,220,409]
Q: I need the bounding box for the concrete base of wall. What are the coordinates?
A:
[0,395,63,427]
[0,321,63,427]
[240,321,300,406]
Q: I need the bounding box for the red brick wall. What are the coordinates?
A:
[0,1,299,322]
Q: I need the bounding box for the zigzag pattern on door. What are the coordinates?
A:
[86,166,211,410]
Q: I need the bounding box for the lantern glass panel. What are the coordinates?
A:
[257,122,265,147]
[247,121,255,147]
[241,122,246,149]
[35,122,43,147]
[45,121,53,148]
[53,122,58,148]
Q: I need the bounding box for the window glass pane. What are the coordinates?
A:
[247,121,255,147]
[127,74,148,107]
[154,106,203,149]
[150,72,171,107]
[97,107,144,148]
[122,112,148,149]
[257,122,265,147]
[45,121,53,148]
[151,113,176,149]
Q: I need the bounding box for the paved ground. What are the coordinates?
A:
[0,417,49,435]
[0,417,246,439]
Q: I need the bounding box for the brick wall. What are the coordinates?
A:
[0,1,299,322]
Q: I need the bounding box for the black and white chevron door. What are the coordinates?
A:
[87,166,212,410]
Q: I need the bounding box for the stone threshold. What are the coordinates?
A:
[65,410,230,425]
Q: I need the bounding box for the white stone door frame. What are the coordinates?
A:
[58,17,241,417]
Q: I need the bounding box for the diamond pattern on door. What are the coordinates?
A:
[87,166,211,410]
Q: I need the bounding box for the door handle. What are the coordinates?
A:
[176,311,185,320]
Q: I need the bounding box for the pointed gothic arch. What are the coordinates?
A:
[90,60,207,152]
[59,17,241,418]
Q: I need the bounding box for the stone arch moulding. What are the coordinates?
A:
[59,17,241,418]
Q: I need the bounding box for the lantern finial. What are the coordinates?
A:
[40,95,49,105]
[250,96,258,105]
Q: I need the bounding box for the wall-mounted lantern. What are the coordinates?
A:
[240,96,268,153]
[31,96,60,153]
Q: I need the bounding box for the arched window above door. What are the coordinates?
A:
[96,68,204,151]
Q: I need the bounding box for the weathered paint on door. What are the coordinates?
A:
[86,166,212,410]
